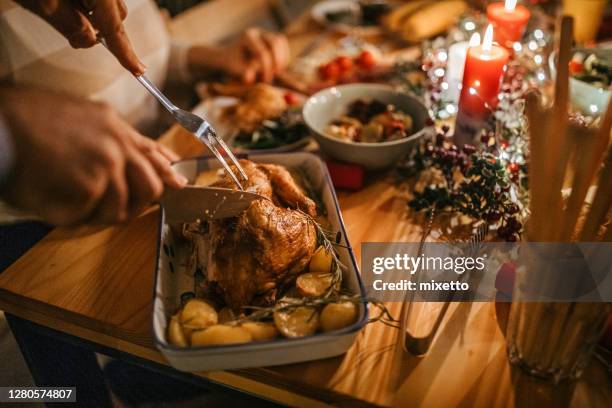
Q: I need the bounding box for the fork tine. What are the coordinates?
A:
[215,135,249,181]
[190,119,244,191]
[205,136,245,191]
[206,130,249,182]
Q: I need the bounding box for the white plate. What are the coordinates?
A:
[193,94,311,153]
[153,152,368,371]
[311,0,384,36]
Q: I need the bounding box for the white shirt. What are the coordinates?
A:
[0,0,192,132]
[0,0,191,221]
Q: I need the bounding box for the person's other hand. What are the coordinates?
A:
[0,87,186,226]
[16,0,144,75]
[188,28,290,83]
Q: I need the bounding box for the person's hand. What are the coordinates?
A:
[188,28,291,83]
[15,0,144,75]
[0,87,186,226]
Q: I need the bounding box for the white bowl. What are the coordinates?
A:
[549,45,611,116]
[303,83,431,169]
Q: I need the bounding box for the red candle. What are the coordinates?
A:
[487,0,531,48]
[458,25,509,120]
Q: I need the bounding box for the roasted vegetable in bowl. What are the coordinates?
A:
[325,98,414,143]
[570,51,612,90]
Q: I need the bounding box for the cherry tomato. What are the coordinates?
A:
[568,59,583,74]
[336,56,353,72]
[318,62,341,80]
[356,51,376,70]
[284,92,299,106]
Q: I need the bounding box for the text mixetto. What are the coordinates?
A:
[372,279,470,291]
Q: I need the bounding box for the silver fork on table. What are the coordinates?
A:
[93,35,248,190]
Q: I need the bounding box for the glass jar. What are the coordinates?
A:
[507,301,609,382]
[506,244,610,382]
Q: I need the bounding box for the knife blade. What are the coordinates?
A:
[160,186,263,223]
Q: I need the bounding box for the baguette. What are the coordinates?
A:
[385,1,467,42]
[384,0,431,32]
[401,1,468,42]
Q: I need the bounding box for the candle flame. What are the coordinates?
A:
[469,33,481,47]
[482,24,494,52]
[504,0,517,12]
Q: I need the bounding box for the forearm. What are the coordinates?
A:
[186,44,227,79]
[167,42,225,83]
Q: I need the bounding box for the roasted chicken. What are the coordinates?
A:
[222,84,288,133]
[185,160,317,311]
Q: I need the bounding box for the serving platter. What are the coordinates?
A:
[153,152,368,371]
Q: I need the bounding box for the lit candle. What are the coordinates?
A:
[444,33,481,103]
[486,0,531,48]
[458,24,509,120]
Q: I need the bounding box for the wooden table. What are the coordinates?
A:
[1,123,610,406]
[0,5,610,408]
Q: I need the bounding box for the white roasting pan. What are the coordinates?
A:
[153,152,368,371]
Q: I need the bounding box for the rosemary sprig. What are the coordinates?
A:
[238,294,401,329]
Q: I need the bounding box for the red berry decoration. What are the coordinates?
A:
[487,211,501,222]
[508,162,520,174]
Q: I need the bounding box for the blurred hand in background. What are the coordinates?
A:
[187,28,291,84]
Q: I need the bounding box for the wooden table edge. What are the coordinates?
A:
[0,274,380,407]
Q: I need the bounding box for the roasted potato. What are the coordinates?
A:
[241,322,279,341]
[274,306,320,338]
[309,246,333,273]
[296,272,335,297]
[168,313,188,347]
[190,325,253,346]
[180,299,218,337]
[320,302,358,332]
